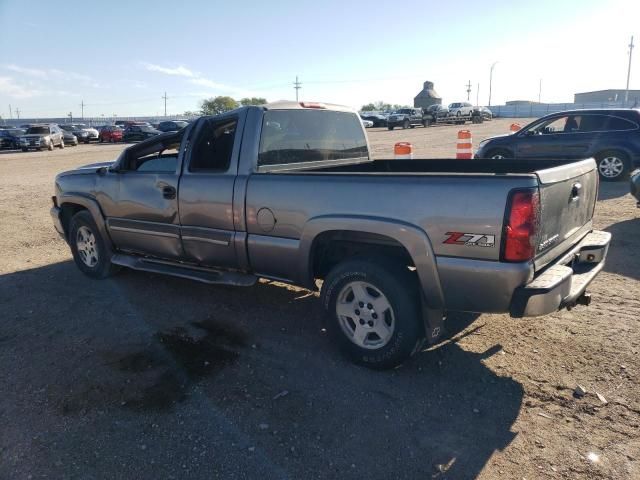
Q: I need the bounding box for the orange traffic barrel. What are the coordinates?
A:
[394,142,413,159]
[456,130,472,159]
[510,123,521,133]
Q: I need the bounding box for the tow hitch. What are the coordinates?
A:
[567,292,592,310]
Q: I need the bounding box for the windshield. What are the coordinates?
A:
[26,126,49,135]
[395,109,412,114]
[61,125,74,131]
[140,126,156,132]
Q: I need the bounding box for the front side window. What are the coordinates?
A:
[525,115,581,135]
[258,110,368,167]
[189,118,237,172]
[120,134,182,173]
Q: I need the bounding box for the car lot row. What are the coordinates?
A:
[359,103,493,129]
[0,119,191,151]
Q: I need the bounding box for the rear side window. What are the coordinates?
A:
[578,115,608,132]
[607,116,637,131]
[258,110,368,167]
[189,118,237,172]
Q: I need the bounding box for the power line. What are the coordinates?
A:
[293,75,302,101]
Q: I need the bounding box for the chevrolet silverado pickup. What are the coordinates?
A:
[51,101,611,369]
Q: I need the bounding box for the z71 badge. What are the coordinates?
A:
[444,232,496,248]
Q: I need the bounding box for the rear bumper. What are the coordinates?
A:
[510,230,611,317]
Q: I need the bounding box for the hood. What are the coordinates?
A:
[56,160,115,179]
[78,160,115,170]
[83,128,98,133]
[481,133,512,142]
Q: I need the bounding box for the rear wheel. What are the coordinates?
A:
[596,151,629,181]
[388,126,394,131]
[21,148,28,152]
[321,259,423,369]
[69,211,119,279]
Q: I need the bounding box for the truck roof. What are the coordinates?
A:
[263,100,355,113]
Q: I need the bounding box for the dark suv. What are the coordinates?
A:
[475,109,640,181]
[387,108,427,130]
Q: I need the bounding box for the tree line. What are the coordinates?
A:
[184,96,268,117]
[360,101,410,112]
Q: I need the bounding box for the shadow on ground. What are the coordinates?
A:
[0,261,522,479]
[604,217,640,281]
[598,180,632,201]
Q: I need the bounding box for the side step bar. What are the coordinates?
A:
[111,254,257,287]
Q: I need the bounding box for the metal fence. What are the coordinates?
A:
[489,101,638,118]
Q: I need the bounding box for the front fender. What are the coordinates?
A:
[58,192,114,256]
[297,215,445,309]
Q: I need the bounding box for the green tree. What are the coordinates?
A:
[200,96,239,115]
[360,103,376,111]
[239,97,267,106]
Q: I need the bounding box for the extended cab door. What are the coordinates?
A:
[177,114,243,268]
[103,133,184,259]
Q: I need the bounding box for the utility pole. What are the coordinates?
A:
[476,83,480,106]
[162,91,168,116]
[15,108,20,119]
[293,75,302,102]
[538,78,542,103]
[68,112,73,123]
[8,104,12,119]
[625,36,634,106]
[80,100,85,120]
[465,80,472,101]
[488,61,498,107]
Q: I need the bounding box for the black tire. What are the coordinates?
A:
[403,119,410,129]
[69,211,119,279]
[485,148,513,160]
[320,258,423,369]
[59,139,64,149]
[387,126,394,131]
[595,150,630,182]
[456,111,462,117]
[47,142,54,151]
[21,148,28,152]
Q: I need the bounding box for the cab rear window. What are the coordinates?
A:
[258,110,368,168]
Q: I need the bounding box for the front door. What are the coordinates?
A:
[105,134,184,259]
[178,115,240,268]
[516,114,589,159]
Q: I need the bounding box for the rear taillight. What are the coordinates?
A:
[502,189,540,262]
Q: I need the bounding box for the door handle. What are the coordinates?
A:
[570,182,582,201]
[162,185,176,199]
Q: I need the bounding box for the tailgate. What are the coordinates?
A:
[534,159,598,271]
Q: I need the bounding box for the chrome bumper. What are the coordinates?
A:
[510,230,611,317]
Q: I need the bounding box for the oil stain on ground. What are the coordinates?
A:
[58,319,247,415]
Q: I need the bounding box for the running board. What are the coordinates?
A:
[111,254,257,287]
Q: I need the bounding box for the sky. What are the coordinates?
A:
[0,0,639,119]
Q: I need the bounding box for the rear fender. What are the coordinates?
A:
[298,215,445,310]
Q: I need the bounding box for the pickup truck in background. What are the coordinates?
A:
[386,108,427,130]
[51,101,611,369]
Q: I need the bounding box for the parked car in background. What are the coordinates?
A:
[0,128,26,149]
[359,112,388,127]
[387,108,427,130]
[426,104,450,121]
[361,119,374,128]
[630,169,640,207]
[476,106,493,120]
[61,124,98,144]
[475,109,640,181]
[448,102,475,117]
[60,129,78,146]
[122,125,162,142]
[19,124,65,151]
[157,120,189,132]
[99,125,123,143]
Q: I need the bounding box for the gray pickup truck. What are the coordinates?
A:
[51,101,611,369]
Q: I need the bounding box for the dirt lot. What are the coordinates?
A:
[0,118,638,479]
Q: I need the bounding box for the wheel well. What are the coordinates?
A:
[311,231,414,280]
[486,147,513,158]
[595,149,630,161]
[60,203,87,239]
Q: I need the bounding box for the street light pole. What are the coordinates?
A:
[488,62,498,107]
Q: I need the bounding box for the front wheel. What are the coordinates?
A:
[59,139,64,149]
[403,119,410,129]
[47,142,54,151]
[387,126,394,131]
[69,211,119,279]
[596,151,630,181]
[321,259,423,369]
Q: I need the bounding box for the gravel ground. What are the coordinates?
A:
[0,119,638,479]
